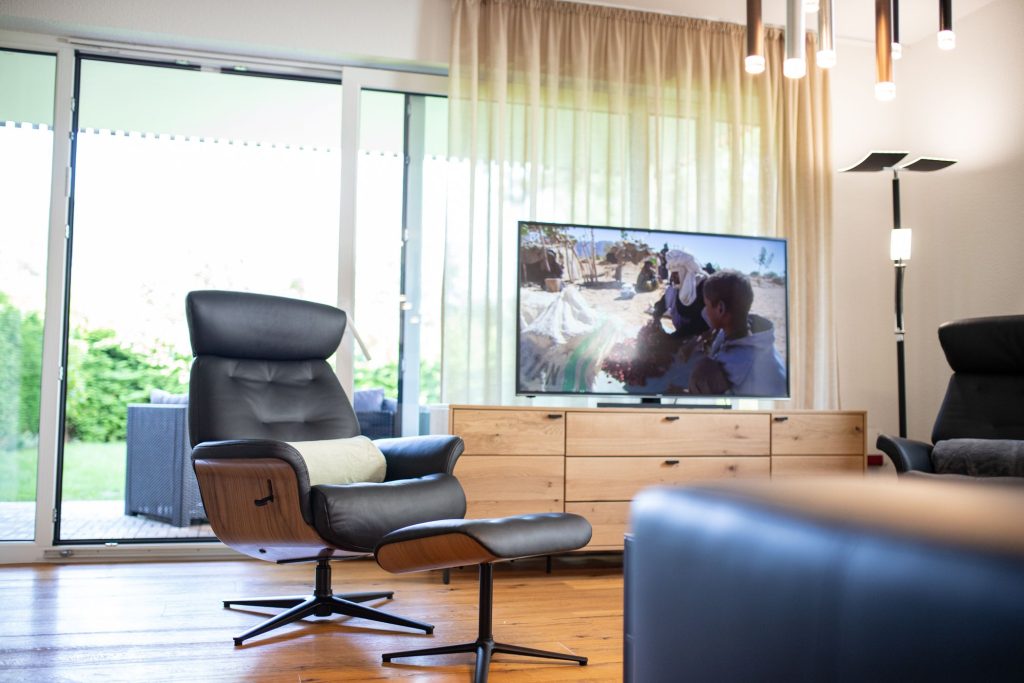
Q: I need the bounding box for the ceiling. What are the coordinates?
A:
[596,0,998,44]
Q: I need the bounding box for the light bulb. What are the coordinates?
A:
[816,49,836,69]
[745,55,766,75]
[938,30,956,50]
[875,81,896,101]
[892,42,903,60]
[890,228,912,262]
[784,57,807,79]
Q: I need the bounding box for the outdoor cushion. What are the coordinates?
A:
[352,388,385,412]
[286,436,387,485]
[150,388,189,404]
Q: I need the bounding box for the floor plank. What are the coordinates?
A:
[0,554,623,682]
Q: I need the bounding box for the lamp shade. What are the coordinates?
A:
[890,228,912,261]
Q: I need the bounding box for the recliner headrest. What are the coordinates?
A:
[186,290,345,360]
[939,315,1024,374]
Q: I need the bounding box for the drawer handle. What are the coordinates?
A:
[664,415,680,422]
[547,413,563,420]
[773,416,789,422]
[664,459,680,466]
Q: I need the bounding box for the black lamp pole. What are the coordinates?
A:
[840,152,956,440]
[892,169,908,438]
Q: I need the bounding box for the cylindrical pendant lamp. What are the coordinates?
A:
[745,0,766,74]
[785,0,807,79]
[875,0,895,100]
[892,0,903,59]
[817,0,836,69]
[938,0,956,50]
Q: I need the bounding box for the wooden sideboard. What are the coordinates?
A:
[449,405,867,551]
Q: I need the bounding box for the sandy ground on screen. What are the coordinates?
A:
[562,261,787,358]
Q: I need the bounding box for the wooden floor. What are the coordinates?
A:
[0,554,624,682]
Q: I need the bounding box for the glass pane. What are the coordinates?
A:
[59,58,341,542]
[353,90,404,437]
[0,49,56,542]
[419,96,448,409]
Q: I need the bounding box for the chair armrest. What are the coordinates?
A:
[376,435,465,481]
[876,434,934,474]
[192,439,312,491]
[192,439,319,525]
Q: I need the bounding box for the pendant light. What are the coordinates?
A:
[745,0,766,74]
[784,0,807,79]
[875,0,895,100]
[892,0,902,59]
[817,0,836,69]
[938,0,956,50]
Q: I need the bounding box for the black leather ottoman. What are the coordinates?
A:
[375,513,592,683]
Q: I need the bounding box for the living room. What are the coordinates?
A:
[1,0,1022,680]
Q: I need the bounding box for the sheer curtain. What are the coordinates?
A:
[443,0,836,409]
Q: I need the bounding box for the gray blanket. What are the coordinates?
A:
[932,438,1024,477]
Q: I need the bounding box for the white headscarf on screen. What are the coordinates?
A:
[665,249,703,306]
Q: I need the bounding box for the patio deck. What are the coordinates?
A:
[0,500,214,542]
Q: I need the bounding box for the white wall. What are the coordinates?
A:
[832,0,1024,454]
[0,0,451,71]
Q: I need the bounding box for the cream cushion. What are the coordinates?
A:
[286,436,387,485]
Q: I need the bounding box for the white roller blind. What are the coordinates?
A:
[77,59,342,149]
[0,50,56,126]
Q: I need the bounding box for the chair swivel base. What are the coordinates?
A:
[382,563,586,683]
[225,557,433,645]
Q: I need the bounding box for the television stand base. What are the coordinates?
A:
[595,400,732,409]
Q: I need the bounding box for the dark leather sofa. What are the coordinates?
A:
[625,479,1024,682]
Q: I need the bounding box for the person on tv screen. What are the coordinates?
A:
[651,249,709,338]
[691,269,786,397]
[635,259,659,292]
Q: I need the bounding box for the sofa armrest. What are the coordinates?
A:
[876,434,934,474]
[376,435,464,481]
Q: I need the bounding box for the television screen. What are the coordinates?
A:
[516,221,789,399]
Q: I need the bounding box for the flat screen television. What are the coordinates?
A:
[516,220,789,400]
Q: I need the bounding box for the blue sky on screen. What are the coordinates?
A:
[558,225,787,277]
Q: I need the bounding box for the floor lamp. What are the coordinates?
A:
[841,152,957,438]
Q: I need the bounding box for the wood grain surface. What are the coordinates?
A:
[0,555,624,681]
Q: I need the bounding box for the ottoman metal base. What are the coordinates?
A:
[382,562,586,683]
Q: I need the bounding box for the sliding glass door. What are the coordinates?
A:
[0,49,57,542]
[354,91,447,436]
[57,56,342,543]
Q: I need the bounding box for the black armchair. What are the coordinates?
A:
[186,290,466,645]
[877,314,1024,482]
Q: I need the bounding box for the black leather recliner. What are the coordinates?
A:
[186,290,467,645]
[877,314,1024,483]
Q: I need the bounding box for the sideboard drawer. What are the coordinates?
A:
[772,455,865,478]
[771,413,865,455]
[565,412,770,457]
[566,456,770,501]
[454,455,564,518]
[452,409,565,455]
[566,501,630,549]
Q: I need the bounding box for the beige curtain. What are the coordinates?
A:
[443,0,836,408]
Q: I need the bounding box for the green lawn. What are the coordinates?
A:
[1,441,126,502]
